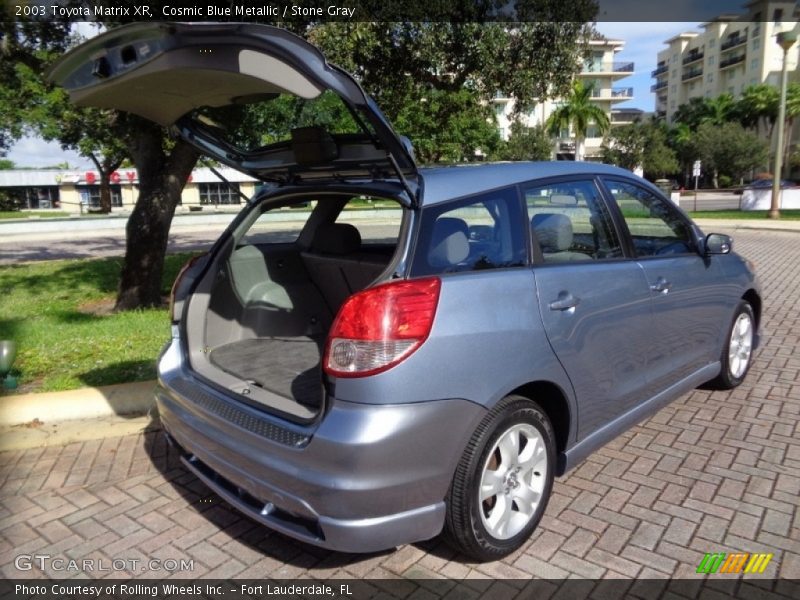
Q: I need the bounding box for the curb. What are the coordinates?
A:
[0,380,156,427]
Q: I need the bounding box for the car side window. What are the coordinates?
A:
[602,178,695,257]
[236,202,308,246]
[411,187,526,276]
[523,179,622,262]
[334,197,401,246]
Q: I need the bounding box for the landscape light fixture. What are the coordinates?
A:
[0,340,17,390]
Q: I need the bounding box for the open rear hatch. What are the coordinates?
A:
[48,22,418,198]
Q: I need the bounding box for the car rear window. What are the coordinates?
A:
[411,187,526,276]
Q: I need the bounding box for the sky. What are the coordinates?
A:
[5,21,702,169]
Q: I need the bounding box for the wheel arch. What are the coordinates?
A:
[506,381,572,475]
[742,288,761,330]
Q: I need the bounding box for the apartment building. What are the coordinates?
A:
[652,1,799,121]
[493,38,635,161]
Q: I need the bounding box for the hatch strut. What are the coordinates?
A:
[208,165,254,204]
[386,153,418,208]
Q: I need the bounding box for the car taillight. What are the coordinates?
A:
[324,277,441,378]
[169,254,206,322]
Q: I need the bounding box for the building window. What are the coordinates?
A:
[76,185,122,208]
[708,56,715,66]
[709,39,715,48]
[773,8,783,22]
[752,38,760,50]
[671,84,677,93]
[689,82,696,91]
[707,73,714,83]
[10,187,60,209]
[672,54,679,63]
[199,183,241,205]
[751,58,759,71]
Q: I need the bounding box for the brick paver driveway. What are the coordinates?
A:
[1,228,799,582]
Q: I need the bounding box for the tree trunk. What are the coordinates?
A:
[89,153,122,214]
[115,123,198,311]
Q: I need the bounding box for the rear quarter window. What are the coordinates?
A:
[411,187,526,276]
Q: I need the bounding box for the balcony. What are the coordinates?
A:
[721,34,747,51]
[682,51,704,65]
[681,67,703,81]
[591,87,634,100]
[651,64,668,77]
[719,54,746,69]
[650,80,668,92]
[582,61,634,74]
[611,111,643,124]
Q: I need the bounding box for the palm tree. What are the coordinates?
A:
[702,93,736,126]
[736,84,779,140]
[546,80,610,161]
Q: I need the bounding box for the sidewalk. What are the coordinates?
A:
[693,217,800,234]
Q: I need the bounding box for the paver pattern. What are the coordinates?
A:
[1,229,799,582]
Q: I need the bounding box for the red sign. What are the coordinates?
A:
[126,171,136,183]
[110,171,121,184]
[85,171,96,184]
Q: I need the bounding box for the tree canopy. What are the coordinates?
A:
[1,15,598,308]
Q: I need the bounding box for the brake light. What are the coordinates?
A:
[169,254,206,321]
[324,277,441,377]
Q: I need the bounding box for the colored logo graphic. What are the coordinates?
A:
[696,552,773,574]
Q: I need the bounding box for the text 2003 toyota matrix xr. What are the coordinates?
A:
[50,22,761,561]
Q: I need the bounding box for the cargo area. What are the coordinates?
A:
[183,195,404,419]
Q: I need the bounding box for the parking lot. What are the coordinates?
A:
[1,228,799,585]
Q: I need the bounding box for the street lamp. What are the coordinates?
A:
[770,29,798,219]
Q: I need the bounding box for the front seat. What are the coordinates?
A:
[531,213,588,263]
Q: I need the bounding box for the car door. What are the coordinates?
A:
[599,177,725,394]
[525,177,655,440]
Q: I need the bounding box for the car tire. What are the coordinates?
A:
[443,395,555,561]
[708,300,755,390]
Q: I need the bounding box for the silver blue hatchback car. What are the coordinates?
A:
[51,23,761,561]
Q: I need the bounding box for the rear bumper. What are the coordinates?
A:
[156,339,485,553]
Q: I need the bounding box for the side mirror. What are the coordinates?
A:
[705,233,732,255]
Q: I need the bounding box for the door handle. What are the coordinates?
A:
[650,277,672,294]
[549,293,580,311]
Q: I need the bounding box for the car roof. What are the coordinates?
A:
[418,162,643,205]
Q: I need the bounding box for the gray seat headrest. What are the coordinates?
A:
[429,217,469,267]
[532,213,574,253]
[310,223,361,255]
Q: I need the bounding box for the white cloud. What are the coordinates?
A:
[5,137,90,169]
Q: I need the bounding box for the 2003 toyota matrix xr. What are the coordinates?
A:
[50,22,762,561]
